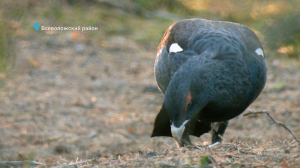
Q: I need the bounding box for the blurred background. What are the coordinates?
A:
[0,0,299,166]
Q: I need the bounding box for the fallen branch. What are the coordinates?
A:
[243,109,300,144]
[0,160,45,167]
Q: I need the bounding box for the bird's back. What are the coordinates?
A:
[155,19,266,97]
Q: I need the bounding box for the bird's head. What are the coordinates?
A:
[163,69,206,146]
[167,91,192,145]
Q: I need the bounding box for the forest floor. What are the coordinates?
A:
[0,28,299,167]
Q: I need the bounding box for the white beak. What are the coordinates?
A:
[171,120,189,143]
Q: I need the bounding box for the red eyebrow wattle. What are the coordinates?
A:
[186,92,191,103]
[185,92,191,111]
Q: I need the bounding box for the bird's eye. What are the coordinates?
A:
[185,101,192,111]
[187,102,192,108]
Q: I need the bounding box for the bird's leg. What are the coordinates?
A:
[211,121,229,144]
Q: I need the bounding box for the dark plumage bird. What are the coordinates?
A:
[151,19,267,147]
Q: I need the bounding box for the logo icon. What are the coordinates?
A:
[34,23,40,31]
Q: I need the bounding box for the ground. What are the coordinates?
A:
[0,1,300,167]
[0,29,299,167]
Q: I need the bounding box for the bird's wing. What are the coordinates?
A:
[154,19,211,94]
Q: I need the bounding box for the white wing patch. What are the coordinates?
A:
[255,48,264,57]
[169,43,183,53]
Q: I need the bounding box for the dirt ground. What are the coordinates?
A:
[0,27,300,167]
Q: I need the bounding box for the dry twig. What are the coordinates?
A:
[243,109,300,144]
[207,142,221,149]
[68,159,94,166]
[0,160,45,167]
[191,141,221,151]
[50,159,95,168]
[192,145,205,151]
